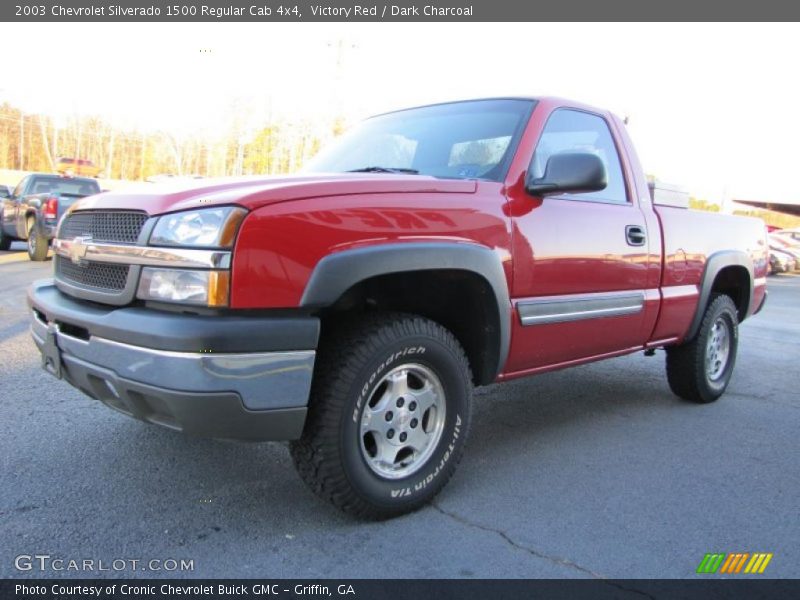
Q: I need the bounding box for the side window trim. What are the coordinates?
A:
[530,108,630,205]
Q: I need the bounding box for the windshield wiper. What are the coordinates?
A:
[347,166,419,174]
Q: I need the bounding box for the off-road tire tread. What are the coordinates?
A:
[289,312,472,519]
[666,294,738,403]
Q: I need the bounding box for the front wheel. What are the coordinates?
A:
[290,313,472,519]
[665,294,739,403]
[27,218,49,261]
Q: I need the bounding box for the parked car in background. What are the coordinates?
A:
[55,157,103,178]
[773,227,800,243]
[145,173,205,184]
[0,174,101,260]
[769,235,800,270]
[772,228,800,248]
[770,249,796,274]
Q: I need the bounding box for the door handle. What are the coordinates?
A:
[626,225,646,246]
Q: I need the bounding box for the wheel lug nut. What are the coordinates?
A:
[409,402,417,411]
[387,429,395,439]
[410,418,418,429]
[399,432,407,442]
[385,411,393,422]
[396,398,404,408]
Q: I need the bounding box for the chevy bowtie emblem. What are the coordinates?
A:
[68,236,92,265]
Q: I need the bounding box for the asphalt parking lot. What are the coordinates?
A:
[1,251,798,580]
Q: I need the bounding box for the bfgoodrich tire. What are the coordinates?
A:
[27,218,49,261]
[666,294,739,404]
[290,313,472,519]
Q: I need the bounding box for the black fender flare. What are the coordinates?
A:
[300,242,512,380]
[685,249,753,341]
[25,208,46,239]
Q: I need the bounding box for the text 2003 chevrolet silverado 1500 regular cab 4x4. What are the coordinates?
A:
[29,98,768,518]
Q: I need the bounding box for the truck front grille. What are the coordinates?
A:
[59,210,148,244]
[55,256,130,292]
[55,210,148,304]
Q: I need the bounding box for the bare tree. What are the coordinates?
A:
[0,101,343,181]
[37,114,55,171]
[18,111,24,170]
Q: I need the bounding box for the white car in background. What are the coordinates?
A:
[773,228,800,245]
[769,235,800,271]
[770,248,796,274]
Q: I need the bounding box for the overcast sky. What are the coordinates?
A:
[2,22,799,204]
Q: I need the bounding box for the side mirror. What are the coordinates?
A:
[0,186,10,199]
[526,152,608,197]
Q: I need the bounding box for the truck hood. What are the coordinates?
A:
[73,173,478,216]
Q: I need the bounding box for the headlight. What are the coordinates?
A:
[150,207,247,248]
[137,268,230,307]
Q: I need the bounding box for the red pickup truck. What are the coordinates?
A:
[29,97,768,518]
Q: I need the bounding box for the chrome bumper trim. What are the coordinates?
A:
[517,290,646,326]
[31,311,314,411]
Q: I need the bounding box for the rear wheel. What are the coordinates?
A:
[27,218,49,261]
[0,225,11,251]
[290,313,472,519]
[666,294,739,403]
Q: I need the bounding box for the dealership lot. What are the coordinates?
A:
[1,256,798,579]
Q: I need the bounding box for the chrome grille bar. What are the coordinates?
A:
[53,238,231,270]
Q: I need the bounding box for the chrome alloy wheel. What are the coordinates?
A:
[705,317,731,381]
[359,363,446,480]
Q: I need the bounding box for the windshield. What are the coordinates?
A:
[304,99,535,182]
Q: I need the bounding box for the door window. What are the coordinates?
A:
[531,109,628,204]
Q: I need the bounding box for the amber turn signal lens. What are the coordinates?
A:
[207,270,230,307]
[219,208,248,248]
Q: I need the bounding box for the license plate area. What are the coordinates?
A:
[41,323,63,379]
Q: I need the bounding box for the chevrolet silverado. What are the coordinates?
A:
[28,97,768,518]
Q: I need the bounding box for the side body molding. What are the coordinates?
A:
[300,242,512,381]
[685,250,754,341]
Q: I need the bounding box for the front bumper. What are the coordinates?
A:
[28,280,319,441]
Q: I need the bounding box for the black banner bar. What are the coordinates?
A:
[2,579,798,600]
[3,0,800,22]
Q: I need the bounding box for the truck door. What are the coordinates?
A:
[504,108,656,373]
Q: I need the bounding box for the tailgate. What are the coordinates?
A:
[56,194,87,219]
